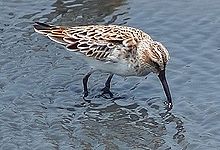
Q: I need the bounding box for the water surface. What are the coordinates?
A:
[0,0,220,149]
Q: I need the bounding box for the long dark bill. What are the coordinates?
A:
[158,69,173,110]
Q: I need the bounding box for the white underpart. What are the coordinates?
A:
[84,57,137,76]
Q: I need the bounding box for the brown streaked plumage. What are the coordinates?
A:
[33,22,173,110]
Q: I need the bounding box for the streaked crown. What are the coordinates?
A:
[148,41,170,73]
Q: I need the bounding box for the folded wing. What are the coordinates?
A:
[33,22,148,61]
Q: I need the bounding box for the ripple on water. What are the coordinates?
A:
[1,0,220,149]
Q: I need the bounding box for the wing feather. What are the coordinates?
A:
[33,22,152,61]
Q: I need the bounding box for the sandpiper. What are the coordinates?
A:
[33,22,173,110]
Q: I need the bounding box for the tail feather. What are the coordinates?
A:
[33,22,68,45]
[34,22,53,29]
[33,22,86,52]
[33,22,54,35]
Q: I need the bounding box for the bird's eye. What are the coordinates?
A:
[152,61,160,70]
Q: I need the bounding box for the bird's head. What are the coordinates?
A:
[141,41,172,110]
[147,41,170,74]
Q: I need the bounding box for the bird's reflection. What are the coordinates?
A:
[60,100,189,149]
[38,0,128,25]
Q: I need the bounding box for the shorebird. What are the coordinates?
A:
[33,22,173,110]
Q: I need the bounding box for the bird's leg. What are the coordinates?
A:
[101,74,114,98]
[83,70,94,98]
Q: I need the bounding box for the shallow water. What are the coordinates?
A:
[1,0,220,149]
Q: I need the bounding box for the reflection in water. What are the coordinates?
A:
[61,101,188,149]
[38,0,128,25]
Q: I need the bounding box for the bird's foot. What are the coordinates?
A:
[83,90,89,98]
[82,91,91,103]
[101,87,113,99]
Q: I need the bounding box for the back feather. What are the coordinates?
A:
[33,22,151,61]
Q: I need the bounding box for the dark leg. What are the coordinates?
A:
[101,74,114,98]
[83,71,93,98]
